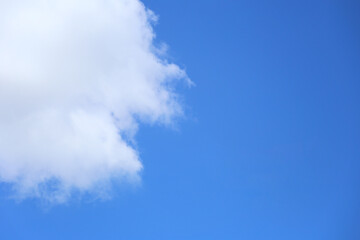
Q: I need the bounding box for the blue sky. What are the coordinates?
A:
[1,0,360,239]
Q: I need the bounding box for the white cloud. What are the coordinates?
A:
[0,0,189,203]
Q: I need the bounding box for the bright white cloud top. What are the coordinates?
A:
[0,0,189,203]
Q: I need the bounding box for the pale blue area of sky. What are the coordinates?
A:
[1,0,360,239]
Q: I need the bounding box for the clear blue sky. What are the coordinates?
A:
[1,0,360,239]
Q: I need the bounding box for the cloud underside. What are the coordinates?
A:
[0,0,188,203]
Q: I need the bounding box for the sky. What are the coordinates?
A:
[0,0,360,239]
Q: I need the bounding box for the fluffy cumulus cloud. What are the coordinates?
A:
[0,0,189,203]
